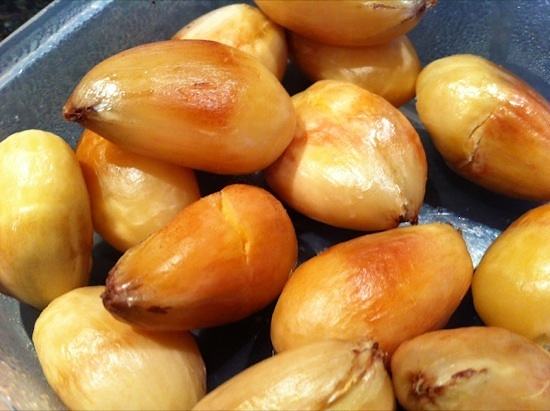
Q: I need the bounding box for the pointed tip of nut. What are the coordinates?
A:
[62,105,95,123]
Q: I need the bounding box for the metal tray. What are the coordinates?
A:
[0,0,548,409]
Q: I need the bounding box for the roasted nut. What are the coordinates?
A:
[0,129,92,310]
[102,184,298,331]
[391,326,550,410]
[193,338,395,411]
[289,33,421,107]
[270,222,473,356]
[33,286,206,410]
[472,203,550,342]
[264,79,427,231]
[76,128,200,252]
[254,0,437,47]
[63,39,296,175]
[173,3,288,80]
[416,54,550,201]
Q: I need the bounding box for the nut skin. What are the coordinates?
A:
[172,3,288,80]
[193,339,395,411]
[270,222,473,357]
[0,129,93,310]
[289,33,422,107]
[75,128,200,252]
[264,79,427,232]
[102,184,298,331]
[416,54,550,201]
[62,39,296,175]
[254,0,437,47]
[33,286,206,411]
[391,326,550,410]
[472,203,550,342]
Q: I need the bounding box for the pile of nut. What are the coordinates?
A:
[0,1,549,410]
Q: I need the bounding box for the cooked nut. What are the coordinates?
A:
[193,338,395,411]
[264,79,427,231]
[102,184,298,331]
[76,128,200,252]
[391,326,550,410]
[270,222,473,357]
[289,33,421,107]
[0,129,92,310]
[472,203,550,342]
[63,39,296,175]
[416,54,550,200]
[254,0,437,46]
[33,286,206,410]
[173,3,287,80]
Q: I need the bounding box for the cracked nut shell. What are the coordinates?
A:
[102,184,298,331]
[416,54,550,201]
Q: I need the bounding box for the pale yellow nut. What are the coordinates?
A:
[391,326,550,410]
[193,338,395,411]
[102,184,298,331]
[271,222,473,357]
[254,0,437,46]
[264,79,427,232]
[472,203,550,342]
[173,3,288,80]
[0,129,92,310]
[289,33,422,107]
[33,286,206,411]
[416,54,550,201]
[76,128,200,252]
[63,39,296,175]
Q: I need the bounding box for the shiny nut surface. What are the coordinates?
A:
[33,286,206,410]
[264,79,427,231]
[102,184,298,331]
[76,128,200,252]
[0,129,93,310]
[271,222,473,356]
[416,54,550,200]
[63,39,296,175]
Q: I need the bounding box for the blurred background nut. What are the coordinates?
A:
[102,184,298,331]
[264,79,427,232]
[63,39,296,175]
[0,129,93,310]
[416,54,550,201]
[193,338,395,411]
[254,0,437,47]
[76,128,200,252]
[33,286,206,411]
[270,222,473,357]
[289,33,422,107]
[391,326,550,410]
[172,3,288,80]
[472,203,550,343]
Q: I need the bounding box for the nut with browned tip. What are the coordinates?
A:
[102,184,298,331]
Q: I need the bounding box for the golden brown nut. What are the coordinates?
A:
[0,129,93,310]
[391,326,550,410]
[102,184,298,331]
[416,54,550,200]
[173,3,288,80]
[193,339,395,411]
[63,39,296,175]
[264,80,427,231]
[254,0,437,47]
[472,203,550,342]
[76,128,200,252]
[270,222,473,357]
[33,286,206,411]
[289,33,421,107]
